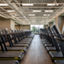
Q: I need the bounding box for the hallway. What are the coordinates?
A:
[21,35,53,64]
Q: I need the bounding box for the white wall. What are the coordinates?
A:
[10,20,15,30]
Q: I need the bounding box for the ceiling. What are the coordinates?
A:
[0,0,64,25]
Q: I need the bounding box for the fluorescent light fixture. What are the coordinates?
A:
[7,10,15,12]
[47,3,59,6]
[0,3,8,6]
[47,3,55,6]
[28,14,35,16]
[33,10,42,12]
[45,10,53,13]
[43,14,50,16]
[43,14,47,16]
[22,3,33,6]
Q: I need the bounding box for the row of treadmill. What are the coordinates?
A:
[0,30,34,64]
[40,25,64,64]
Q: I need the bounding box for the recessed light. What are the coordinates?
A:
[47,3,59,6]
[7,10,15,12]
[22,3,33,6]
[43,14,50,16]
[28,14,35,16]
[45,10,53,13]
[47,3,56,6]
[0,3,8,6]
[33,10,41,12]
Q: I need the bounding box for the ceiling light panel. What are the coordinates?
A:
[47,3,59,6]
[45,10,54,13]
[22,3,34,6]
[43,14,50,16]
[47,3,55,6]
[33,10,42,12]
[7,10,15,12]
[0,3,8,6]
[28,14,35,16]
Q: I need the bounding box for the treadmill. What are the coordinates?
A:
[1,34,27,52]
[0,37,24,61]
[7,33,29,48]
[0,60,19,64]
[39,29,50,46]
[41,28,53,47]
[45,27,58,51]
[48,26,64,64]
[11,31,32,46]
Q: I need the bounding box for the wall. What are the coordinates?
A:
[15,25,20,30]
[15,25,30,30]
[10,20,15,30]
[55,17,59,28]
[58,16,64,33]
[0,17,16,30]
[55,16,64,33]
[0,18,10,30]
[62,21,64,34]
[20,25,30,30]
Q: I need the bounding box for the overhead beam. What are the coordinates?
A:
[4,0,30,22]
[8,3,64,4]
[18,17,48,18]
[22,6,61,8]
[23,12,54,14]
[0,6,61,9]
[0,7,11,18]
[49,4,64,22]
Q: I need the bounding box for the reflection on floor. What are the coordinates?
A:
[21,35,53,64]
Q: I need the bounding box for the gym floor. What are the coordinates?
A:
[21,35,53,64]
